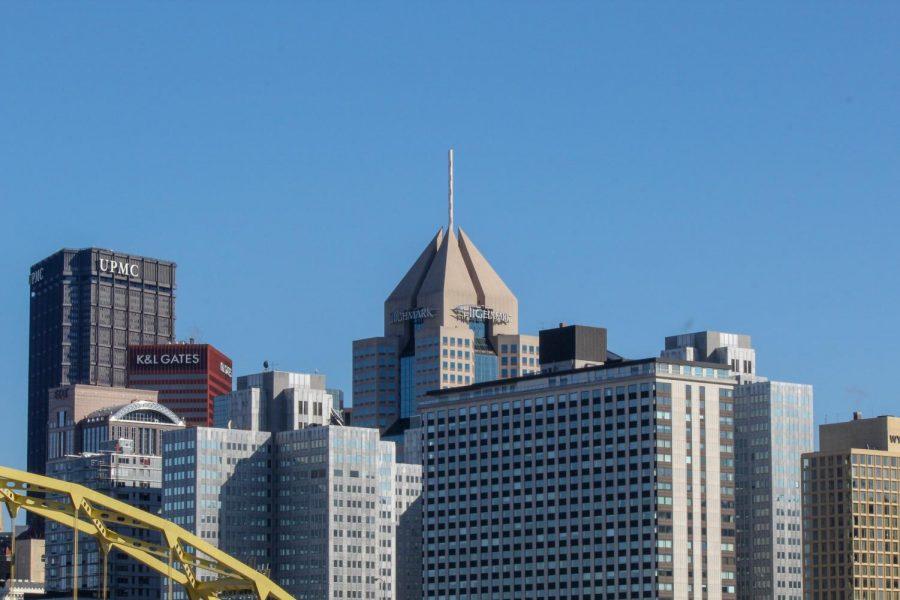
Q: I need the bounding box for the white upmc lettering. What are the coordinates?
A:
[99,258,139,278]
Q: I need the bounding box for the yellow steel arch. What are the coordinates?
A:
[0,465,293,600]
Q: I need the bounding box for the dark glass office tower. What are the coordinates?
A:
[27,248,176,481]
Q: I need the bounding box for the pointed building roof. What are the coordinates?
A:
[384,226,518,336]
[457,227,516,309]
[386,228,443,305]
[416,228,479,308]
[383,150,518,336]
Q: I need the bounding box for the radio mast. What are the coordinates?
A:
[448,148,454,233]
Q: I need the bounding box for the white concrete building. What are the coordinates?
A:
[420,350,738,599]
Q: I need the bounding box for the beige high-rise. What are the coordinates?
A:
[802,414,900,599]
[353,158,537,432]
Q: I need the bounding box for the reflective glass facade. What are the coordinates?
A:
[400,354,416,418]
[473,351,498,383]
[735,381,813,600]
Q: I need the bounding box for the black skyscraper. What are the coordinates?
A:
[27,248,176,482]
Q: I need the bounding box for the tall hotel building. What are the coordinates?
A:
[420,329,738,599]
[127,342,233,426]
[802,413,900,599]
[353,151,537,431]
[663,331,814,600]
[27,248,176,478]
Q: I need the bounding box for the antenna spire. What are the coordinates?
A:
[448,148,454,233]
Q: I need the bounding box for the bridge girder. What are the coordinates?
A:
[0,465,293,600]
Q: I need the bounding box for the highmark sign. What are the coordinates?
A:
[452,305,511,325]
[390,307,435,324]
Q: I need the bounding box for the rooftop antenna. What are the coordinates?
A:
[448,148,454,233]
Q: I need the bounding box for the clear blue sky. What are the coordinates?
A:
[1,4,898,473]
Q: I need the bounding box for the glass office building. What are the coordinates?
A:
[162,425,422,600]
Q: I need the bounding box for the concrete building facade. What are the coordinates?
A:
[45,402,184,599]
[664,331,814,600]
[46,385,160,463]
[162,420,422,600]
[420,356,738,599]
[213,370,336,432]
[802,414,900,599]
[28,248,176,479]
[663,331,756,378]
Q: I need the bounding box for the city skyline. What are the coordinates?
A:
[3,3,899,477]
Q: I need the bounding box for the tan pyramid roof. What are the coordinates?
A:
[386,228,443,304]
[384,226,518,336]
[457,228,516,310]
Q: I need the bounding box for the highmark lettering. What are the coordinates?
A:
[390,307,435,324]
[452,304,511,325]
[136,353,201,366]
[98,258,140,278]
[220,362,233,377]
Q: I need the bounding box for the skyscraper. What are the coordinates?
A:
[27,248,176,479]
[127,342,233,426]
[161,423,422,599]
[734,381,813,600]
[420,328,739,599]
[352,151,537,431]
[802,413,900,598]
[663,331,814,599]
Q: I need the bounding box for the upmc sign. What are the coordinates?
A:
[98,258,140,278]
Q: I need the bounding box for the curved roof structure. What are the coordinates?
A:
[85,401,185,426]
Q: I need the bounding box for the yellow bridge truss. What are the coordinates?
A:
[0,465,293,600]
